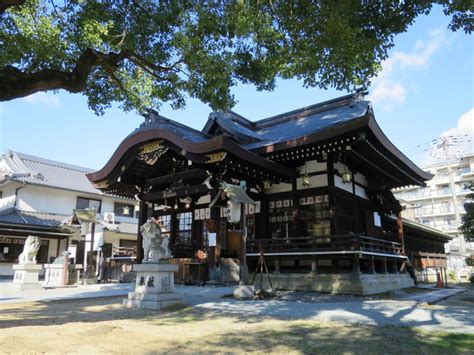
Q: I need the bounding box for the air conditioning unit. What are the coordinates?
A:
[104,212,115,224]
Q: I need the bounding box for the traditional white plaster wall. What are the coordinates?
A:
[334,175,369,200]
[297,160,327,174]
[334,175,352,193]
[354,184,369,199]
[296,174,328,190]
[0,182,18,198]
[354,172,368,187]
[16,184,137,223]
[268,182,292,194]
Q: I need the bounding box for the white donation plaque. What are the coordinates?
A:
[208,233,217,247]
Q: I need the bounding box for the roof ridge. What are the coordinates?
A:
[11,150,95,172]
[254,92,362,128]
[141,110,212,138]
[19,209,70,217]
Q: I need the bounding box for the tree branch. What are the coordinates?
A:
[0,48,180,101]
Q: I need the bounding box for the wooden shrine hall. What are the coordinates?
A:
[87,92,451,294]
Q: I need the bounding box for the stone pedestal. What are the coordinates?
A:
[12,264,43,290]
[43,264,81,287]
[44,264,67,287]
[123,263,184,310]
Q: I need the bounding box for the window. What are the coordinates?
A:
[76,197,101,213]
[268,198,294,240]
[114,202,135,217]
[437,184,451,196]
[300,195,331,237]
[177,212,192,246]
[0,237,48,263]
[157,215,171,237]
[201,221,209,247]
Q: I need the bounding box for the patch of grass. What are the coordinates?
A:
[1,297,473,354]
[419,331,474,353]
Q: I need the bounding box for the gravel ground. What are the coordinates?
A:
[1,282,472,334]
[181,287,474,334]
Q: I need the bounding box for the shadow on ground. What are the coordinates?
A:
[0,290,473,353]
[0,288,473,333]
[143,323,474,354]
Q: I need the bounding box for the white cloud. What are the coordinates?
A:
[369,29,448,110]
[423,108,474,166]
[369,81,406,106]
[23,92,60,107]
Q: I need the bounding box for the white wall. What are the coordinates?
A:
[0,182,19,198]
[16,184,138,222]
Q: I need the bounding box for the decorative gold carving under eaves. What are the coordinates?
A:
[205,152,227,164]
[138,140,169,165]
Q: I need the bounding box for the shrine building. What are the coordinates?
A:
[87,92,451,294]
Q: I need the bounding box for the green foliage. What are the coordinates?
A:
[460,183,474,243]
[448,269,458,281]
[0,1,472,115]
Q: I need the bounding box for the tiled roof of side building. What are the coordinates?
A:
[1,150,114,196]
[0,208,70,228]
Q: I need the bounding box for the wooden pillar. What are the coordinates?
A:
[240,202,248,285]
[260,197,270,240]
[136,200,148,264]
[274,258,280,274]
[382,257,388,274]
[327,154,337,235]
[310,259,317,275]
[207,190,221,284]
[352,254,361,273]
[394,260,400,274]
[56,238,61,257]
[443,266,448,287]
[370,255,376,274]
[352,171,358,233]
[396,211,405,254]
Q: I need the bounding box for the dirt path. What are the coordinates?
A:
[0,296,473,354]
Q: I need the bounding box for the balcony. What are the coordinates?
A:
[247,234,405,259]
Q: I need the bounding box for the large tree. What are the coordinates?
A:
[0,1,472,114]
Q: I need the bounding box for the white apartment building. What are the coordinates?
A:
[0,150,139,276]
[393,152,474,270]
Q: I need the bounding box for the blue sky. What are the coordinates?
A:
[0,6,472,170]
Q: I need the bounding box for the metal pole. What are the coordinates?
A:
[240,202,248,285]
[90,222,95,279]
[443,142,465,255]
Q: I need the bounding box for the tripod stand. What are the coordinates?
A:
[251,242,273,291]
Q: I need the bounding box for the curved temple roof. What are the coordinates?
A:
[87,92,432,192]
